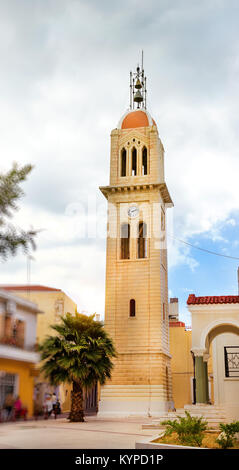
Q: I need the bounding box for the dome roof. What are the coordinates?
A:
[118,109,157,130]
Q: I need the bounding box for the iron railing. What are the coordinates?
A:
[0,337,38,352]
[224,346,239,377]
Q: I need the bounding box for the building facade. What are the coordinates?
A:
[188,293,239,420]
[169,311,214,409]
[98,62,174,416]
[1,285,77,412]
[0,289,41,417]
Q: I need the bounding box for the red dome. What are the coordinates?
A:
[118,109,157,129]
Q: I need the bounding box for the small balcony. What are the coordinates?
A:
[0,315,39,363]
[0,336,38,352]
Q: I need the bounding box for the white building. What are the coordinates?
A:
[0,289,41,416]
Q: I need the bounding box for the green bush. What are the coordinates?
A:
[160,411,208,447]
[216,422,239,449]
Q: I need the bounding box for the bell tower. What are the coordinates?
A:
[98,58,174,417]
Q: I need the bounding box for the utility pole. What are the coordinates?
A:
[27,255,35,298]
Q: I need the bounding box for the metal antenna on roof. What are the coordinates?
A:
[130,71,133,110]
[27,255,35,297]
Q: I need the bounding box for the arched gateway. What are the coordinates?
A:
[187,294,239,419]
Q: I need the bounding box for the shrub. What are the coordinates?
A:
[160,411,208,447]
[216,422,239,449]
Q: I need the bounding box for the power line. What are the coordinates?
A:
[168,235,239,260]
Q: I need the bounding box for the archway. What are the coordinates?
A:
[195,322,239,405]
[202,321,239,354]
[188,295,239,407]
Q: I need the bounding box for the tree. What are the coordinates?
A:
[38,312,116,422]
[0,162,37,259]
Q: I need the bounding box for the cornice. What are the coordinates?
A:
[187,304,239,313]
[0,289,42,314]
[99,182,173,206]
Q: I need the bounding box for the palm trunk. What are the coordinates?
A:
[69,381,84,422]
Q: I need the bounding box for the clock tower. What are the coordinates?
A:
[98,60,174,417]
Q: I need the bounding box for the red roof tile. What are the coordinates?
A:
[169,321,185,327]
[0,285,61,292]
[187,294,239,305]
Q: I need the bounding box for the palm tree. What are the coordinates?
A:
[38,312,116,422]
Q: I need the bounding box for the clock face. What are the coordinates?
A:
[128,205,139,218]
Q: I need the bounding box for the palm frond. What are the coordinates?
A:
[38,311,116,388]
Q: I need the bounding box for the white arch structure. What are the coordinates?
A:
[188,298,239,409]
[200,319,239,352]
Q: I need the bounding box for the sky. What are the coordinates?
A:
[0,0,239,325]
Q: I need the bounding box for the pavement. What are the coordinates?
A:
[0,415,155,449]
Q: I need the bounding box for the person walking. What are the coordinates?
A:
[13,396,24,420]
[44,394,53,419]
[52,393,57,407]
[53,397,61,419]
[3,393,14,421]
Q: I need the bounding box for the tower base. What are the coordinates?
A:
[97,385,173,418]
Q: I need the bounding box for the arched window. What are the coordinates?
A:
[121,148,127,177]
[161,207,165,231]
[163,302,166,322]
[165,366,170,401]
[137,222,147,258]
[120,223,130,259]
[129,299,136,317]
[131,147,137,176]
[142,147,148,175]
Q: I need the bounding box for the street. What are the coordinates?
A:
[0,416,154,449]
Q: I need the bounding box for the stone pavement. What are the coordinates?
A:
[0,416,155,449]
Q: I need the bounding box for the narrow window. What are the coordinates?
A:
[142,147,148,175]
[121,148,126,177]
[4,315,12,340]
[12,320,18,340]
[129,299,136,317]
[161,208,165,231]
[16,320,25,348]
[163,303,166,322]
[131,147,137,176]
[120,223,130,259]
[137,222,147,258]
[165,366,170,401]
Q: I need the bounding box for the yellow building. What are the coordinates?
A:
[98,61,174,417]
[169,298,213,410]
[1,284,77,412]
[169,322,193,409]
[0,288,41,417]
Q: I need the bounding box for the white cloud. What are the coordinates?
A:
[0,1,239,314]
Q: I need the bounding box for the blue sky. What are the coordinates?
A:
[169,211,239,324]
[0,1,239,325]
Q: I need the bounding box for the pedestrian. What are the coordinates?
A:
[3,393,14,421]
[14,396,23,420]
[56,398,61,414]
[44,394,53,419]
[53,397,61,419]
[52,393,57,406]
[33,400,42,420]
